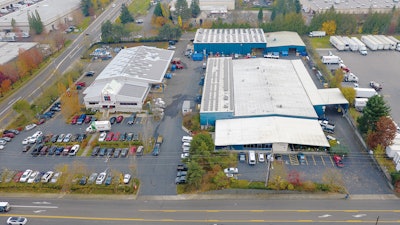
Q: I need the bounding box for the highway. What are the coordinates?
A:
[0,197,399,224]
[0,0,127,127]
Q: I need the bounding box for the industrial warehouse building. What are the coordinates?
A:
[193,29,307,56]
[0,0,80,33]
[0,42,38,64]
[200,57,348,152]
[83,46,174,112]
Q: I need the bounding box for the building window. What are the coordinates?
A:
[88,102,99,105]
[104,95,111,101]
[120,102,137,106]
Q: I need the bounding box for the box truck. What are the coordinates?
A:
[309,31,326,37]
[321,55,343,64]
[361,36,378,51]
[354,98,368,111]
[387,36,400,51]
[354,88,378,98]
[351,37,368,55]
[86,121,111,133]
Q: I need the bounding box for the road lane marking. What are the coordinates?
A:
[352,214,367,218]
[12,205,58,209]
[0,214,398,223]
[318,214,332,218]
[140,209,399,212]
[0,96,21,116]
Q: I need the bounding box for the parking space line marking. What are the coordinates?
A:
[305,156,309,165]
[312,155,316,165]
[321,156,326,166]
[329,156,335,166]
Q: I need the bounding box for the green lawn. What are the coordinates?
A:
[129,0,151,16]
[309,36,331,49]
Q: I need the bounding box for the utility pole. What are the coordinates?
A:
[375,216,379,225]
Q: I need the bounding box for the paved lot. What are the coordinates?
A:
[317,48,400,124]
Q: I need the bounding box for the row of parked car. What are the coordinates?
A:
[3,169,63,184]
[98,131,139,142]
[0,129,21,149]
[79,170,132,186]
[26,144,81,156]
[90,146,133,158]
[175,164,188,184]
[22,132,87,146]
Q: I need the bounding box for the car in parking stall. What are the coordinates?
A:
[238,152,246,163]
[258,152,265,162]
[98,132,107,142]
[105,175,113,185]
[126,133,134,141]
[25,123,37,131]
[41,171,54,183]
[88,173,98,184]
[48,146,57,155]
[22,145,31,152]
[62,146,72,156]
[27,171,40,183]
[96,172,107,185]
[106,148,115,157]
[55,146,64,155]
[333,155,344,168]
[113,148,121,158]
[112,132,120,141]
[109,116,117,124]
[119,132,126,141]
[63,133,72,142]
[57,134,65,143]
[123,174,131,184]
[152,143,160,156]
[99,148,107,156]
[39,146,49,155]
[50,172,62,183]
[127,113,136,125]
[69,145,80,156]
[116,115,124,123]
[120,148,128,157]
[297,152,306,164]
[13,171,24,182]
[3,132,15,138]
[91,146,100,156]
[77,133,87,142]
[84,115,92,124]
[79,176,87,185]
[51,134,59,143]
[105,132,114,141]
[70,115,79,124]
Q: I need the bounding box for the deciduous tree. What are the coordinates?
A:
[322,20,336,35]
[366,116,397,149]
[340,86,356,106]
[0,79,11,93]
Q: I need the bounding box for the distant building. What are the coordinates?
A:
[83,46,174,113]
[0,0,80,33]
[0,41,38,65]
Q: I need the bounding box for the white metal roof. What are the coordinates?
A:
[294,60,348,106]
[233,58,317,118]
[215,116,330,147]
[194,28,266,44]
[265,31,306,48]
[200,57,234,112]
[0,42,37,65]
[0,0,80,28]
[95,46,174,84]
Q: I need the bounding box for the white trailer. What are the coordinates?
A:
[351,37,368,55]
[321,55,343,64]
[330,36,346,51]
[379,35,396,50]
[309,31,326,37]
[387,36,400,51]
[354,88,378,98]
[344,36,358,51]
[386,144,400,158]
[361,36,378,51]
[373,35,390,50]
[336,36,350,50]
[354,98,368,111]
[367,35,384,50]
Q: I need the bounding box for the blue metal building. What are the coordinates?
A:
[193,28,267,56]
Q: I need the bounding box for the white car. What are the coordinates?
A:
[25,123,37,131]
[98,132,107,142]
[50,172,62,183]
[258,153,265,162]
[19,169,33,182]
[28,136,37,144]
[167,45,176,50]
[69,144,80,156]
[123,173,131,184]
[7,216,28,225]
[41,171,54,183]
[0,145,4,150]
[27,171,40,183]
[223,167,239,174]
[0,139,6,145]
[181,152,189,159]
[182,142,190,148]
[22,137,30,145]
[96,172,107,184]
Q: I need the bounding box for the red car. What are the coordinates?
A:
[84,116,92,124]
[71,115,79,124]
[36,118,46,125]
[75,81,86,87]
[105,132,114,141]
[333,155,344,168]
[176,64,184,69]
[13,171,24,182]
[112,132,120,141]
[3,133,15,138]
[116,115,124,123]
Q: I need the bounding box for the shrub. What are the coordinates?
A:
[301,180,316,192]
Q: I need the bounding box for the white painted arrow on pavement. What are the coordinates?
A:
[33,210,47,213]
[32,201,51,205]
[318,214,332,218]
[352,214,367,218]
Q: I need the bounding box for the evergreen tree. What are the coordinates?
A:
[295,0,301,13]
[158,24,182,40]
[153,2,163,17]
[357,95,390,134]
[258,8,263,23]
[190,0,201,18]
[27,10,43,34]
[101,20,114,43]
[119,4,134,24]
[81,0,92,17]
[174,0,191,20]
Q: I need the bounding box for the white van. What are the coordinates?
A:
[258,153,265,162]
[0,202,10,212]
[182,136,192,143]
[248,151,256,165]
